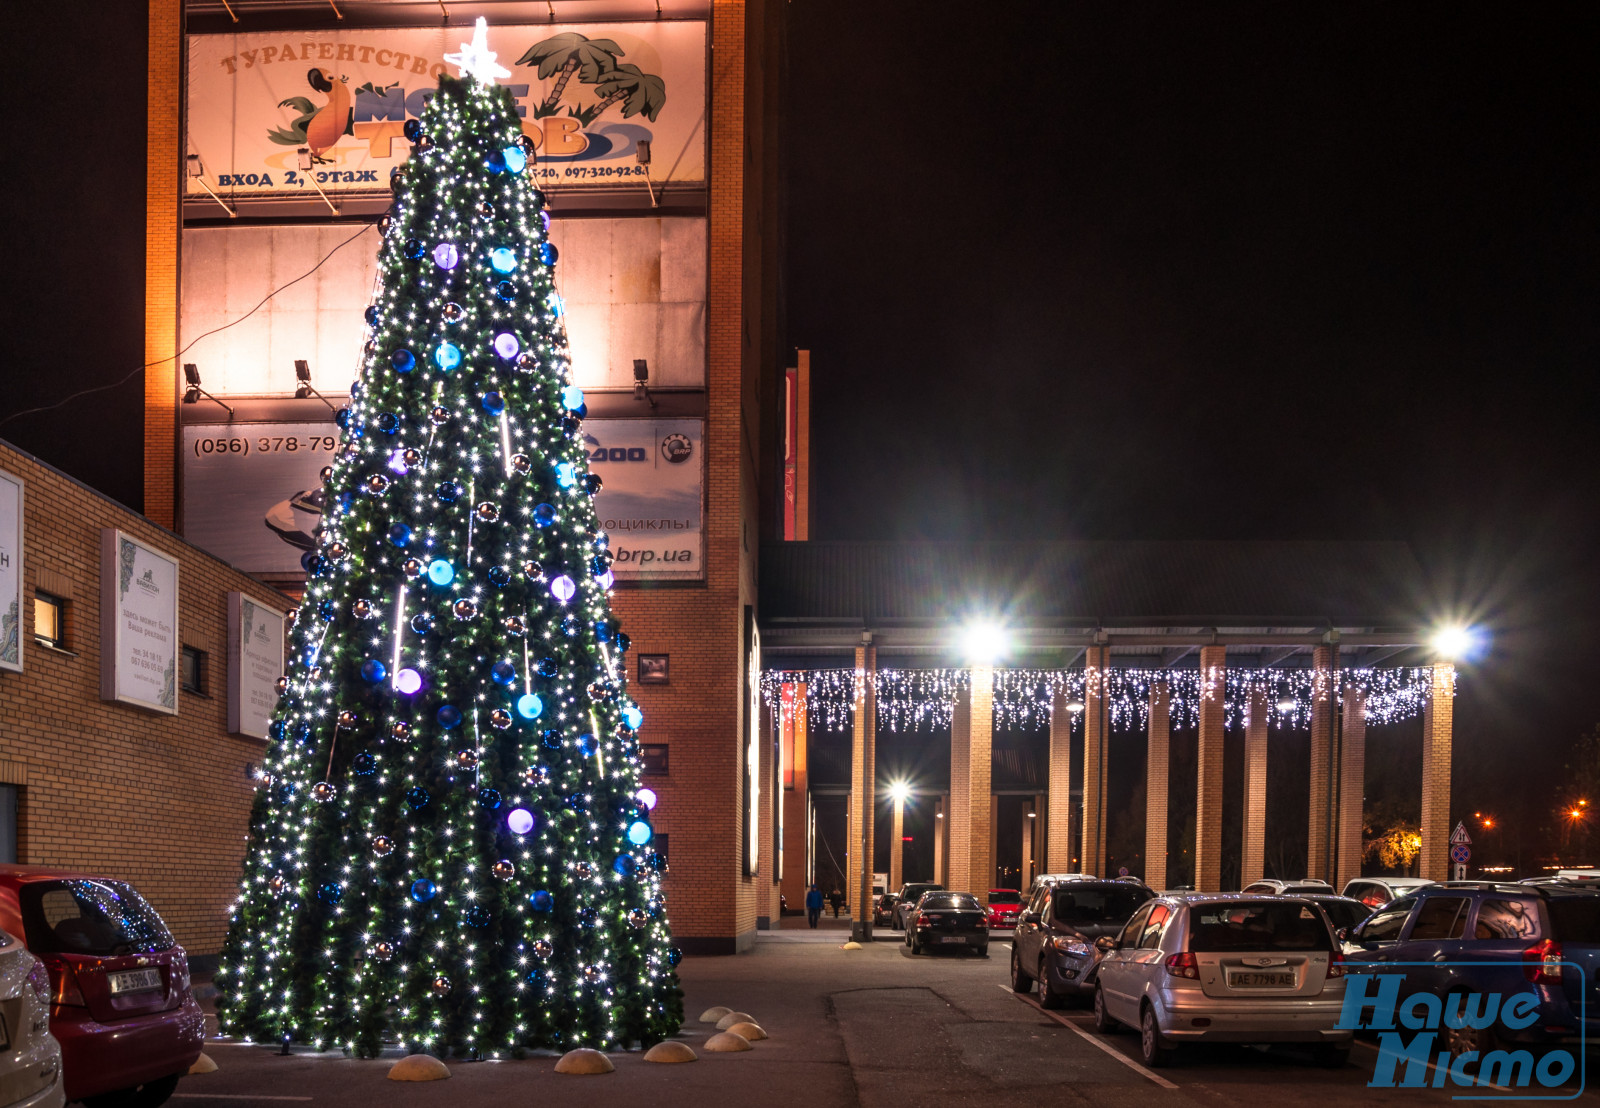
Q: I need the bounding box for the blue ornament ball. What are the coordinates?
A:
[482,391,505,415]
[360,659,388,684]
[667,947,682,967]
[405,786,430,810]
[615,632,631,653]
[576,733,597,756]
[487,565,511,588]
[269,720,288,740]
[535,656,558,678]
[529,890,554,911]
[376,412,400,433]
[388,522,412,547]
[410,878,436,902]
[613,855,637,877]
[532,503,556,527]
[410,611,435,634]
[496,280,516,301]
[390,348,416,373]
[485,150,507,174]
[351,753,377,776]
[490,660,516,686]
[437,705,463,729]
[294,722,313,743]
[561,616,582,637]
[540,242,558,265]
[334,407,352,428]
[436,481,461,503]
[477,788,503,810]
[540,729,561,750]
[463,904,491,928]
[317,882,343,904]
[403,118,423,142]
[404,238,425,259]
[593,620,613,642]
[318,599,338,620]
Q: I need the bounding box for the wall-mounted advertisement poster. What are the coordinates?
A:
[186,21,706,197]
[0,471,21,674]
[229,592,285,740]
[183,418,703,582]
[100,531,180,715]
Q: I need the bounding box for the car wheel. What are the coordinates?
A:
[1140,1004,1174,1067]
[84,1074,182,1108]
[1093,984,1120,1033]
[1011,946,1035,991]
[1443,997,1496,1068]
[977,945,989,958]
[1039,959,1065,1009]
[1314,1043,1352,1069]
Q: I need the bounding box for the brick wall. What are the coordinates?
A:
[1144,681,1170,890]
[0,441,290,958]
[1194,645,1226,892]
[1241,685,1269,886]
[1306,644,1334,881]
[1419,664,1454,882]
[1045,692,1072,872]
[145,0,180,528]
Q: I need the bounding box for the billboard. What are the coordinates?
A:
[229,592,286,741]
[183,419,702,582]
[100,531,180,715]
[186,21,706,197]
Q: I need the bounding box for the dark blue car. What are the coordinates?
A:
[1342,881,1600,1062]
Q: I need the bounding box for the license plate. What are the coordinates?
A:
[940,936,967,944]
[1228,971,1295,988]
[110,968,162,995]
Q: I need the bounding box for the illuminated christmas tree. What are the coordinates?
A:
[217,21,682,1059]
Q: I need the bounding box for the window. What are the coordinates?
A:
[922,893,981,911]
[1242,883,1275,895]
[1188,902,1333,952]
[1474,899,1539,940]
[34,591,65,648]
[1052,884,1153,925]
[0,785,16,864]
[1409,896,1469,941]
[1119,904,1154,949]
[1346,882,1390,909]
[653,834,669,871]
[180,646,207,695]
[1360,897,1417,942]
[641,744,669,775]
[1139,904,1171,949]
[19,879,175,956]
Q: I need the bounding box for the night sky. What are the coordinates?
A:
[5,3,1599,861]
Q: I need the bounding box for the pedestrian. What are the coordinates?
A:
[805,883,824,929]
[829,885,844,918]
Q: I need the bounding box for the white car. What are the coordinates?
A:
[1340,876,1434,909]
[0,928,64,1107]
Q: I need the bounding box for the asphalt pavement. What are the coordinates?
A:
[175,928,1598,1107]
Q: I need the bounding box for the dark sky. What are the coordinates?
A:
[5,2,1599,852]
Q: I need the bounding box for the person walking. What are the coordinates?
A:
[829,885,844,918]
[805,883,824,929]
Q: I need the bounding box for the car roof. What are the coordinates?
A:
[0,864,124,885]
[1160,892,1317,905]
[1299,894,1366,905]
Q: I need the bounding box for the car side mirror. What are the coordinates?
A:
[1095,935,1117,952]
[1335,926,1349,942]
[1020,910,1040,925]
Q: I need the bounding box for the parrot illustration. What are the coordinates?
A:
[266,69,354,160]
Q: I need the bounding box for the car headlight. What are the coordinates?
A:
[1050,937,1093,956]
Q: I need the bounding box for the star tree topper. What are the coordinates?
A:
[444,17,512,85]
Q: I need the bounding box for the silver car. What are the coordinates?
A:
[0,927,64,1108]
[1092,894,1353,1068]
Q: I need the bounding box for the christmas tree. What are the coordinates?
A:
[217,21,682,1060]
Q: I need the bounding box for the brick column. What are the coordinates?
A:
[1195,645,1227,891]
[1241,684,1270,887]
[1080,646,1110,877]
[145,0,182,528]
[948,670,995,903]
[848,645,876,926]
[1419,664,1455,882]
[1307,645,1336,882]
[1046,691,1074,872]
[933,794,948,886]
[1144,680,1171,890]
[757,697,777,927]
[1336,687,1368,891]
[780,685,810,912]
[889,794,904,895]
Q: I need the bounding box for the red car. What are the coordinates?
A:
[987,888,1023,929]
[0,866,204,1108]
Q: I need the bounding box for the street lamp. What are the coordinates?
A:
[1431,624,1486,663]
[962,622,1008,666]
[887,781,911,900]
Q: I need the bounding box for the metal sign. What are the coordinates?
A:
[1450,821,1472,845]
[1451,843,1471,864]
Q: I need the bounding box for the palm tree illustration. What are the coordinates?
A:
[572,63,668,127]
[516,32,626,118]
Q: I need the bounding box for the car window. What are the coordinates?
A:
[1361,897,1416,941]
[1474,899,1539,940]
[21,879,175,955]
[1119,904,1154,948]
[1408,896,1469,941]
[1139,905,1170,949]
[1051,885,1153,925]
[1242,883,1275,895]
[1347,882,1390,909]
[1188,902,1333,951]
[988,890,1021,905]
[1284,884,1331,895]
[921,893,980,911]
[1548,897,1600,941]
[1314,899,1372,933]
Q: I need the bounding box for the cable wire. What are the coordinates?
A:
[0,223,377,430]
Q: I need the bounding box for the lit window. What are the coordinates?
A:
[34,592,65,648]
[181,646,207,695]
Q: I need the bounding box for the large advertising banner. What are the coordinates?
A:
[183,419,703,582]
[186,21,706,197]
[0,470,21,674]
[100,531,179,715]
[229,592,285,740]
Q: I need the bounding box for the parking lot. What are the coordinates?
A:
[171,931,1599,1107]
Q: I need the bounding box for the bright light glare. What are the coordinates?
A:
[888,781,911,803]
[963,622,1008,665]
[1431,624,1482,661]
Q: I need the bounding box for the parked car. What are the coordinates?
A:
[1094,894,1354,1068]
[1011,878,1155,1008]
[0,926,63,1108]
[904,892,988,956]
[0,867,205,1108]
[1341,880,1600,1061]
[893,883,944,930]
[1297,894,1373,935]
[1241,878,1334,897]
[986,889,1023,930]
[1341,876,1434,908]
[1023,873,1096,902]
[873,894,899,928]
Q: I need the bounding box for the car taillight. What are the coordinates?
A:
[24,960,50,1003]
[1327,952,1347,978]
[915,917,931,929]
[1523,939,1563,985]
[49,961,86,1007]
[1165,951,1200,980]
[976,919,988,930]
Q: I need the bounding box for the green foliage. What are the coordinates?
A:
[216,74,682,1060]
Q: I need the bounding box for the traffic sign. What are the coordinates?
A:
[1118,867,1129,877]
[1451,821,1472,845]
[1451,843,1471,864]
